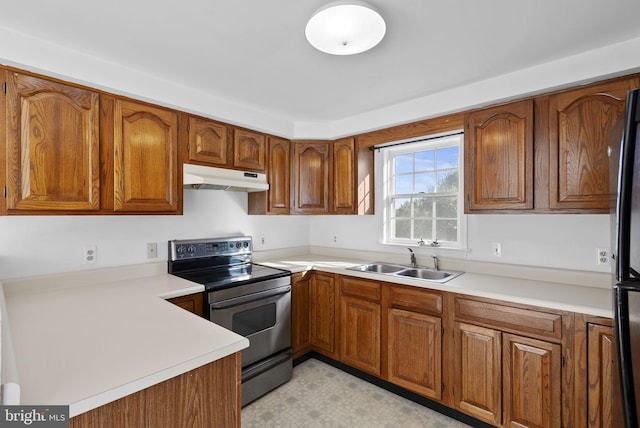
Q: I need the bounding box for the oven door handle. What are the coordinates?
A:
[211,285,291,309]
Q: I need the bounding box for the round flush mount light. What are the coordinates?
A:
[305,1,386,55]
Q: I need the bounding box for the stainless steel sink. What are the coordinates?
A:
[394,268,463,282]
[347,263,407,274]
[346,263,463,284]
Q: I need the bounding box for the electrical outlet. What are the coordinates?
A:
[83,245,97,265]
[147,242,157,259]
[259,235,266,247]
[597,247,610,265]
[491,242,502,257]
[333,234,338,244]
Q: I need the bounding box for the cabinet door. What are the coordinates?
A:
[291,272,311,359]
[503,333,562,428]
[267,136,291,214]
[465,99,534,211]
[387,308,442,400]
[453,322,502,425]
[6,72,100,211]
[292,141,331,214]
[587,323,622,428]
[233,128,265,171]
[340,295,380,375]
[310,272,336,357]
[549,79,638,210]
[113,100,179,212]
[333,137,356,214]
[187,116,229,166]
[168,293,203,317]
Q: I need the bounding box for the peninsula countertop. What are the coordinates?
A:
[1,263,248,417]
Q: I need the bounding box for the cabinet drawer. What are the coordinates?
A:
[388,285,442,316]
[340,277,381,302]
[454,296,563,340]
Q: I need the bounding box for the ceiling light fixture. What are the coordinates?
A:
[305,1,386,55]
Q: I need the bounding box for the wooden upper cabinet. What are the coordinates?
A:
[247,136,290,215]
[5,72,100,211]
[187,116,229,165]
[267,136,290,213]
[233,128,265,172]
[113,99,179,212]
[292,141,331,214]
[465,99,534,212]
[333,137,356,214]
[548,79,639,211]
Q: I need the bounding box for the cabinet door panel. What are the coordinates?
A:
[587,323,623,428]
[333,137,356,214]
[292,272,311,359]
[453,322,502,425]
[387,308,441,400]
[292,142,330,214]
[233,129,265,171]
[549,79,638,210]
[340,296,380,375]
[6,72,100,211]
[503,333,561,428]
[465,100,533,211]
[310,273,336,357]
[268,137,290,213]
[188,117,229,165]
[114,100,178,212]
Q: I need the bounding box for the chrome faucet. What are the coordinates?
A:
[432,255,439,271]
[408,248,417,268]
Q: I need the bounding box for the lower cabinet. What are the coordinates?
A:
[385,284,443,401]
[294,273,587,428]
[452,294,567,428]
[338,277,381,375]
[167,293,203,317]
[309,272,337,358]
[575,315,624,428]
[502,333,562,428]
[453,322,501,424]
[586,323,621,428]
[70,353,241,428]
[292,272,311,359]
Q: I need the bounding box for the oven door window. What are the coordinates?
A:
[233,303,276,336]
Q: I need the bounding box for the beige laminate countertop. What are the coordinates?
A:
[258,254,613,318]
[1,264,248,417]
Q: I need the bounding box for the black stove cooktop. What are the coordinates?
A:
[171,262,290,291]
[168,237,290,292]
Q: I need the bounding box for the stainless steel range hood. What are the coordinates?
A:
[183,164,269,192]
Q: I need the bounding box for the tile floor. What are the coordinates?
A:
[241,358,472,428]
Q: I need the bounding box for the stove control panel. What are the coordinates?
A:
[169,237,252,260]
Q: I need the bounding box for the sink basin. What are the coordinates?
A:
[347,263,463,284]
[347,263,407,274]
[394,268,463,282]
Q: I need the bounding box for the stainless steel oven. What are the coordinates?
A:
[168,236,292,406]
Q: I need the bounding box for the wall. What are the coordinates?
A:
[309,151,612,274]
[0,190,310,279]
[308,213,611,273]
[0,185,611,280]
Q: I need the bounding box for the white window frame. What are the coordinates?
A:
[380,132,467,249]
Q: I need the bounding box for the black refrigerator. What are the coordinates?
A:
[614,87,640,428]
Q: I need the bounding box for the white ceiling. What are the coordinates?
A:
[1,1,640,138]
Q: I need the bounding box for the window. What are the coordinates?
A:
[382,132,464,248]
